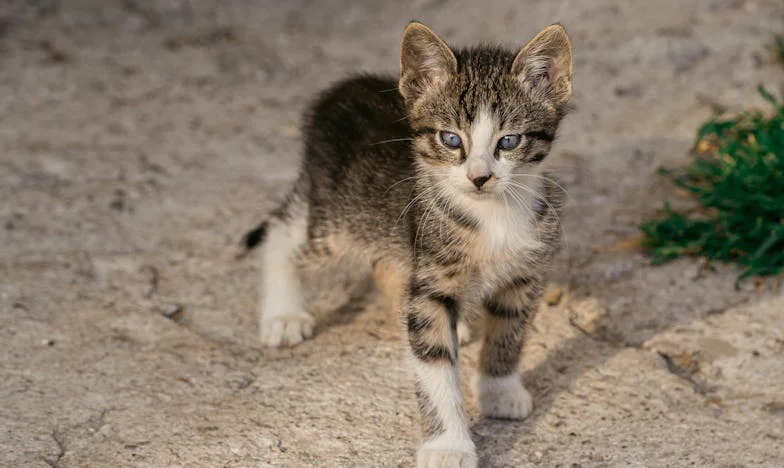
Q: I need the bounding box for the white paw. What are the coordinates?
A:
[474,374,533,420]
[417,448,477,468]
[259,314,314,347]
[456,320,472,346]
[417,432,476,468]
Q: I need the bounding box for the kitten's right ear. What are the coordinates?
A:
[399,21,457,103]
[511,24,573,105]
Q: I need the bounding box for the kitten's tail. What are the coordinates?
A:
[243,220,269,250]
[240,220,269,253]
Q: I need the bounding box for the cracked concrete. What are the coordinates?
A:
[1,0,783,466]
[44,431,64,468]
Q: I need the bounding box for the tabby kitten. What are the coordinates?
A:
[246,21,572,468]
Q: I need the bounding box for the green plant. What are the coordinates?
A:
[774,35,784,65]
[641,86,784,280]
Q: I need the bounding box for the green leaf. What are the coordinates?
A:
[640,83,784,282]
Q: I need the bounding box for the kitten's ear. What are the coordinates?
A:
[511,24,573,105]
[399,21,457,103]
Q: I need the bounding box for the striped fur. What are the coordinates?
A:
[249,21,573,467]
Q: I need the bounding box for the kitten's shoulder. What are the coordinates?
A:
[302,73,408,146]
[306,73,402,119]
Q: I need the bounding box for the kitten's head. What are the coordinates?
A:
[399,21,572,200]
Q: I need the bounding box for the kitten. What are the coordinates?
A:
[245,21,572,468]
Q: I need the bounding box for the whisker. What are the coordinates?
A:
[396,184,436,225]
[506,185,542,241]
[510,172,573,202]
[385,175,418,194]
[370,137,414,146]
[414,192,438,251]
[501,190,514,242]
[506,180,568,247]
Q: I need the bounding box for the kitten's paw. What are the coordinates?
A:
[475,374,533,420]
[456,320,472,346]
[417,433,476,468]
[417,448,477,468]
[260,314,314,347]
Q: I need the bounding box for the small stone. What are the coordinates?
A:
[163,304,184,321]
[697,337,738,358]
[543,286,565,306]
[613,84,643,99]
[226,374,255,390]
[763,401,784,415]
[673,352,700,374]
[568,298,608,335]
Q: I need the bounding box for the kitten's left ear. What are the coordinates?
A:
[511,24,573,105]
[399,21,458,103]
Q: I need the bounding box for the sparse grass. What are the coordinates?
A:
[640,86,784,281]
[774,35,784,65]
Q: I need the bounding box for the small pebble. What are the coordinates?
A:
[163,304,184,321]
[544,287,565,306]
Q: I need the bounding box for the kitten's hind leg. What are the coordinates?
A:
[372,257,408,314]
[258,201,313,348]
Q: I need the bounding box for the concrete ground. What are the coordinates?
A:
[1,0,783,466]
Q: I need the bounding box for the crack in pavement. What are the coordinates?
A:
[657,351,717,396]
[44,430,64,468]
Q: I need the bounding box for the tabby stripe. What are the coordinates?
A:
[415,383,445,435]
[526,130,555,142]
[433,252,462,267]
[433,194,479,230]
[407,312,431,335]
[507,276,532,289]
[408,279,431,298]
[410,343,454,364]
[534,198,548,220]
[531,152,548,163]
[427,293,459,326]
[413,126,437,137]
[485,300,531,319]
[419,242,462,267]
[409,286,460,324]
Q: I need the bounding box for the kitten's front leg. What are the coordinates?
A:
[474,277,542,420]
[407,281,476,468]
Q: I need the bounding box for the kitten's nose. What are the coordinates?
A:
[470,175,491,189]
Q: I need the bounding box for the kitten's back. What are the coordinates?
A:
[298,75,416,249]
[303,75,411,172]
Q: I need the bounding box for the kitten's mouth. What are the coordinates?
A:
[465,186,498,198]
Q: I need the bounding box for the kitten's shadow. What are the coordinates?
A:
[465,135,754,465]
[471,332,615,467]
[307,266,376,332]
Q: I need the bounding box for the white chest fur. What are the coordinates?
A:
[458,187,545,260]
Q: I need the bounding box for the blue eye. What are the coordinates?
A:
[497,134,522,150]
[439,131,462,149]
